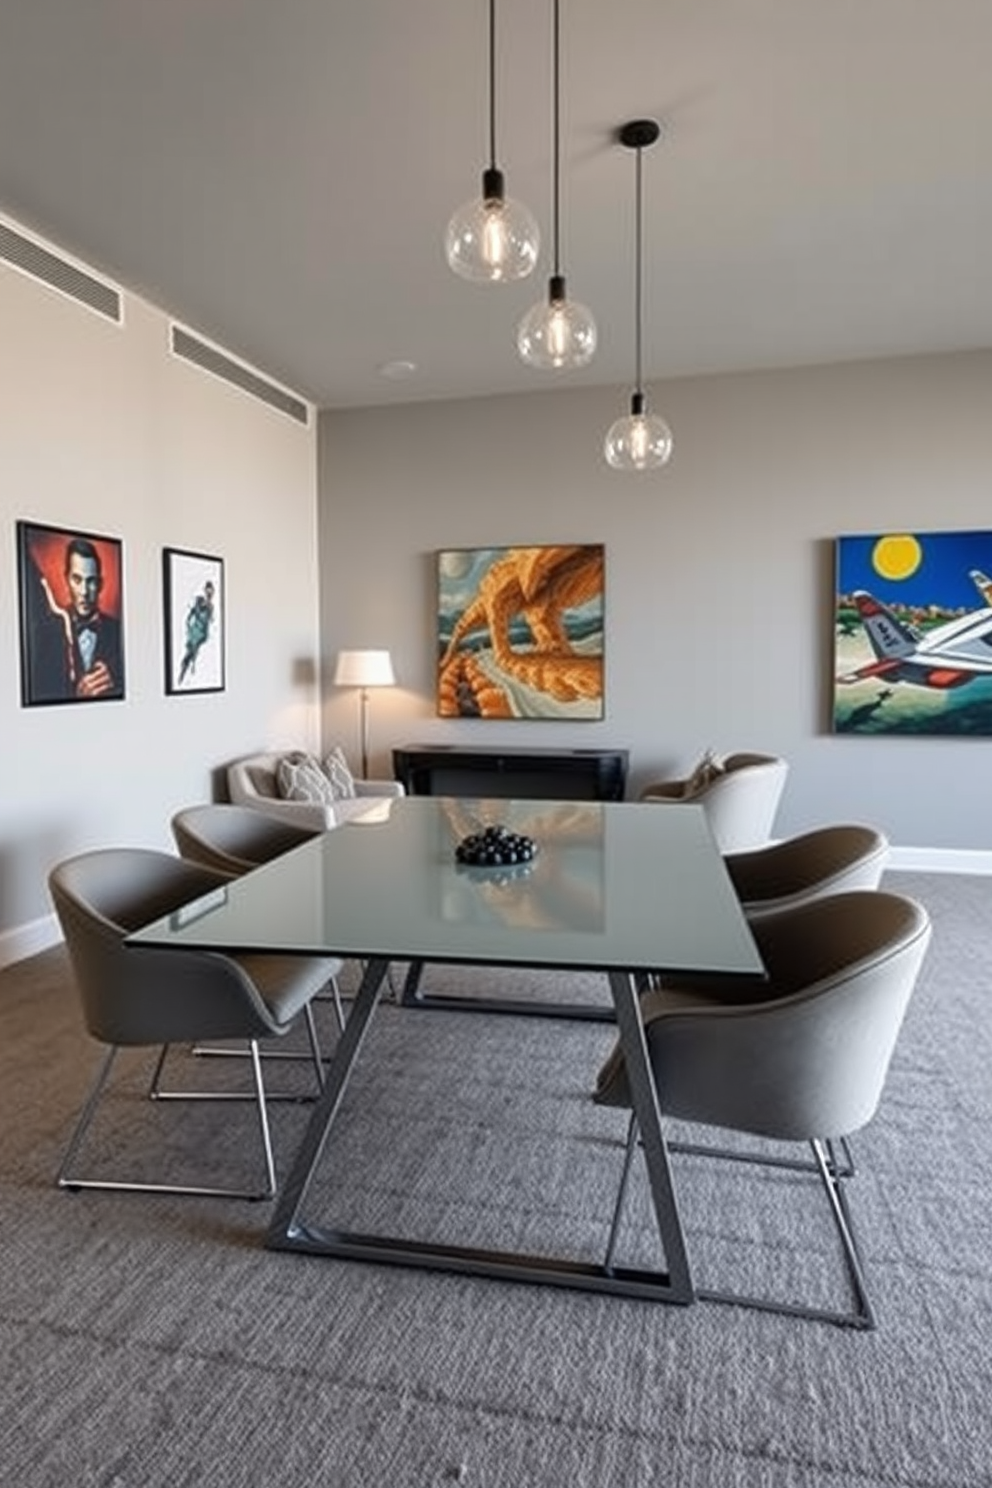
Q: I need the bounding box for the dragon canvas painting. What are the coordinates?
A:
[437,544,605,719]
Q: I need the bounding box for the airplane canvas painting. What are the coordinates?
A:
[834,530,992,735]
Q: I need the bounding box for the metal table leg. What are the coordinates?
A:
[267,956,391,1244]
[268,962,695,1306]
[607,970,694,1304]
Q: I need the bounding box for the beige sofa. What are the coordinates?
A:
[228,751,404,832]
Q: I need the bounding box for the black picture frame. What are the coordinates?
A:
[163,547,225,695]
[16,520,126,707]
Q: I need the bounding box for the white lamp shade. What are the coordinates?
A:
[333,649,395,687]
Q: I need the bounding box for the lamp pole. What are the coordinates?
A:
[359,687,371,779]
[332,649,396,779]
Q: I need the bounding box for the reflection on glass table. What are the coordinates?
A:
[438,796,604,936]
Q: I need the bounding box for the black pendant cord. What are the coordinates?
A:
[481,0,507,202]
[551,0,562,281]
[617,118,660,414]
[634,142,644,399]
[487,0,497,171]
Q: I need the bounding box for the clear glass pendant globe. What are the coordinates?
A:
[517,294,597,369]
[603,410,673,470]
[445,195,540,283]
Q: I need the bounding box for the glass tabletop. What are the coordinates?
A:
[130,796,762,977]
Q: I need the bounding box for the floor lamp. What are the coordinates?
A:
[332,649,395,778]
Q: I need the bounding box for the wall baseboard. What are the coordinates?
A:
[0,844,988,972]
[0,913,61,972]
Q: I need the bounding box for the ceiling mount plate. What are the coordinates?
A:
[618,118,661,151]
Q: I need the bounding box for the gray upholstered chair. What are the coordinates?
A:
[171,804,345,1031]
[639,751,788,852]
[594,889,932,1327]
[725,823,889,920]
[49,848,338,1200]
[171,802,318,877]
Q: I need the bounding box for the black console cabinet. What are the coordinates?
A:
[392,744,628,802]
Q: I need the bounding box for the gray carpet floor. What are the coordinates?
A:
[1,870,989,1487]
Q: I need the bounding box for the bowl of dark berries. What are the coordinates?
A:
[455,823,538,870]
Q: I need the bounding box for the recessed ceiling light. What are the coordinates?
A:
[378,359,418,380]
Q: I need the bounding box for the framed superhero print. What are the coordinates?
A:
[163,547,225,695]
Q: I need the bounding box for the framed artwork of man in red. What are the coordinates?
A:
[16,520,125,706]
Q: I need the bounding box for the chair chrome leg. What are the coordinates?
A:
[688,1135,875,1329]
[811,1137,874,1328]
[668,1140,855,1178]
[665,1131,855,1180]
[56,1045,118,1188]
[324,975,346,1033]
[303,1003,325,1089]
[826,1134,856,1179]
[57,1043,278,1200]
[150,1044,318,1104]
[147,1043,170,1098]
[248,1038,277,1198]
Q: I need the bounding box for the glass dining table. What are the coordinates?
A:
[129,794,764,1304]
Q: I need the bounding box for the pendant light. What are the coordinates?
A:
[603,119,673,470]
[516,0,596,369]
[445,0,540,284]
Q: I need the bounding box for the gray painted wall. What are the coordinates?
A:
[318,351,992,853]
[3,215,989,968]
[0,232,321,963]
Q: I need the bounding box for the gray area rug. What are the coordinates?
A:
[0,870,989,1487]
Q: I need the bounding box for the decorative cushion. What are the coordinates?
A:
[322,745,356,800]
[683,749,724,799]
[276,752,336,806]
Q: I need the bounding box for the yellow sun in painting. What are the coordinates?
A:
[872,533,922,581]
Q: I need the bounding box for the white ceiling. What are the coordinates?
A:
[0,0,989,410]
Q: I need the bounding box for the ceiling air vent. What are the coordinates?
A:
[170,325,310,426]
[0,218,122,322]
